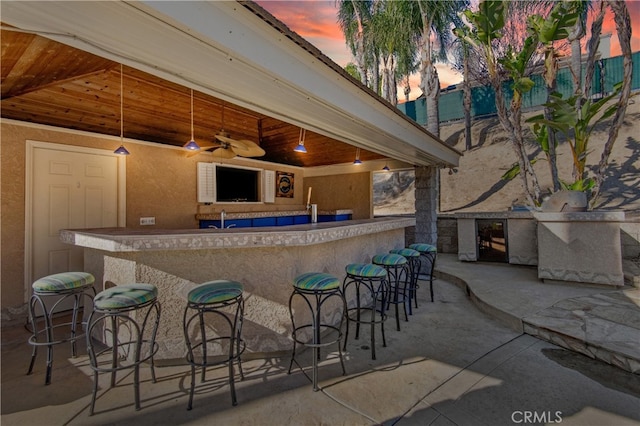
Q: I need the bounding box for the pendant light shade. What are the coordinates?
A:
[382,162,390,171]
[353,147,362,165]
[293,127,307,153]
[114,64,130,155]
[114,145,130,155]
[184,89,200,151]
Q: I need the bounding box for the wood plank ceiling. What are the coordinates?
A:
[1,24,385,167]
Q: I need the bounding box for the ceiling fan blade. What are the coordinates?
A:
[211,147,237,159]
[214,134,236,145]
[232,140,265,157]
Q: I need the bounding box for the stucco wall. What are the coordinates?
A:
[1,121,369,315]
[304,172,372,220]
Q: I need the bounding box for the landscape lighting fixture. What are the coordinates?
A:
[183,89,201,151]
[293,127,307,153]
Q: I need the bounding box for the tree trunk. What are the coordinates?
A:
[591,0,633,207]
[544,48,561,191]
[463,47,472,151]
[425,63,440,137]
[494,81,539,207]
[584,2,606,98]
[568,18,585,97]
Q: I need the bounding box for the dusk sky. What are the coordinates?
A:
[256,0,640,102]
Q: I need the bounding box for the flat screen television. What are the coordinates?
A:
[215,165,260,202]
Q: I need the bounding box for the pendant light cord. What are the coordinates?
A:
[120,64,124,141]
[190,89,194,140]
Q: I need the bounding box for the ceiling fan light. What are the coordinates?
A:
[184,139,200,150]
[114,144,130,155]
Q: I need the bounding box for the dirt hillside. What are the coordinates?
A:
[438,99,640,214]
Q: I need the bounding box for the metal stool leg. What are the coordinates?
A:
[288,273,346,391]
[183,281,245,410]
[342,268,388,360]
[27,282,94,385]
[87,284,160,415]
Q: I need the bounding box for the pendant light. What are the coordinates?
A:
[293,127,307,153]
[114,64,130,155]
[382,161,390,171]
[353,147,362,165]
[183,89,200,150]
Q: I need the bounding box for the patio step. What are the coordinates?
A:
[434,254,640,375]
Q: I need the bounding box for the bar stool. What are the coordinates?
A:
[372,253,409,331]
[183,280,245,410]
[409,243,438,302]
[390,248,421,314]
[288,272,346,391]
[86,283,161,415]
[27,271,96,385]
[342,263,388,360]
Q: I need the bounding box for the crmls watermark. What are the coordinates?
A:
[511,411,563,424]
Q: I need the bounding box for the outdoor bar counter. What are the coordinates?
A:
[61,217,415,362]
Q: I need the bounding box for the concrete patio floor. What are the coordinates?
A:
[2,255,639,425]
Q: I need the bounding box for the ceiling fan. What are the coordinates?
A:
[191,104,265,159]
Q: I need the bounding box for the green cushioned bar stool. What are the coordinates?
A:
[342,263,389,360]
[288,272,347,391]
[86,283,161,415]
[390,248,421,314]
[372,253,409,332]
[27,272,96,385]
[183,280,246,410]
[409,243,438,302]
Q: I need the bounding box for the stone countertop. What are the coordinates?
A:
[60,216,414,252]
[533,211,626,222]
[454,211,535,219]
[195,209,353,220]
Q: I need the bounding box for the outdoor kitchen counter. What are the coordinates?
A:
[61,217,415,362]
[60,217,411,251]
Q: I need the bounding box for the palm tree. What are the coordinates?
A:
[413,0,469,138]
[450,36,473,151]
[591,0,634,207]
[371,0,419,104]
[337,0,373,88]
[568,0,591,98]
[456,0,543,206]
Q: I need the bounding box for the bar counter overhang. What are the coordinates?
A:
[61,217,415,362]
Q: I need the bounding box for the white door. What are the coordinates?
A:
[28,142,123,300]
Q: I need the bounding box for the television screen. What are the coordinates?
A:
[216,165,260,202]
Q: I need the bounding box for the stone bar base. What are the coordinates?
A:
[534,211,625,286]
[65,218,413,361]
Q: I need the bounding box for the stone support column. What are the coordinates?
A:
[414,166,438,245]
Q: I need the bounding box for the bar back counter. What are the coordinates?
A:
[61,217,414,362]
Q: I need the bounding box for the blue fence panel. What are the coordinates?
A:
[399,53,639,126]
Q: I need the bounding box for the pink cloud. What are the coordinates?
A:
[256,1,351,65]
[257,0,639,102]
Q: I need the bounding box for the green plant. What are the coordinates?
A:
[526,84,621,191]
